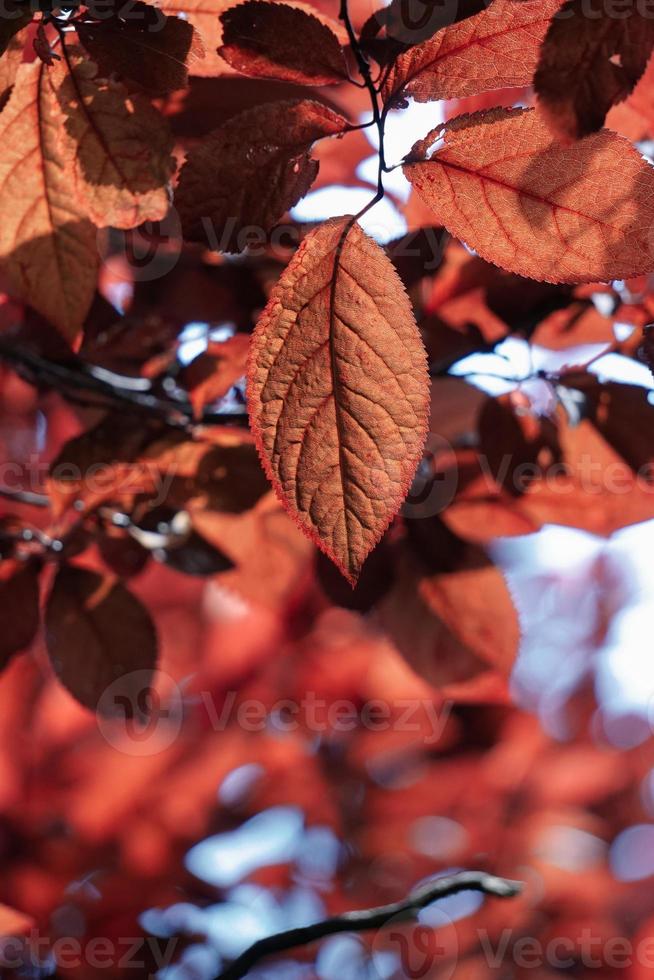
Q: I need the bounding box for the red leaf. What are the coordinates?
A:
[219,0,348,85]
[0,26,28,109]
[0,60,98,340]
[247,216,430,585]
[44,565,158,712]
[54,46,175,229]
[382,0,561,107]
[159,0,233,75]
[403,107,654,284]
[535,0,654,141]
[76,6,203,96]
[175,99,349,251]
[420,556,520,676]
[0,560,40,671]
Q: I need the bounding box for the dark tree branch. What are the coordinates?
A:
[0,342,247,429]
[215,871,523,980]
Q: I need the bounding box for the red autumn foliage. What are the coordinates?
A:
[1,2,654,978]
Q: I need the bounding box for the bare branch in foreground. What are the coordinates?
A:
[216,871,523,980]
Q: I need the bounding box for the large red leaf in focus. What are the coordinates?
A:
[535,0,654,141]
[219,1,348,85]
[247,216,430,585]
[403,107,654,284]
[382,0,562,107]
[175,99,348,251]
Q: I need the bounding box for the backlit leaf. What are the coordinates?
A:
[0,60,98,341]
[420,557,521,675]
[403,107,654,284]
[44,565,157,712]
[54,46,175,229]
[248,216,430,585]
[535,0,654,141]
[382,0,562,107]
[0,26,28,109]
[219,1,348,85]
[176,99,349,251]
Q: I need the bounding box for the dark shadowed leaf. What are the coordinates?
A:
[98,532,150,579]
[0,560,40,671]
[76,6,202,96]
[0,2,32,58]
[535,1,654,141]
[176,99,348,251]
[44,565,157,712]
[158,531,234,576]
[219,1,348,85]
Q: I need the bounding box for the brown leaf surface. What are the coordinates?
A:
[535,1,654,141]
[0,26,28,109]
[158,0,347,76]
[219,1,348,85]
[54,46,175,230]
[420,557,520,675]
[176,99,348,251]
[192,494,314,608]
[76,7,201,96]
[0,60,99,341]
[159,0,232,75]
[44,565,158,712]
[0,560,40,671]
[403,107,654,284]
[247,216,430,584]
[376,553,509,694]
[382,0,561,106]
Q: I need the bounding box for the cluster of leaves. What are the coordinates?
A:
[0,0,654,978]
[1,0,654,827]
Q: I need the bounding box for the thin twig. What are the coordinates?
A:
[215,871,522,980]
[0,487,50,508]
[0,342,247,429]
